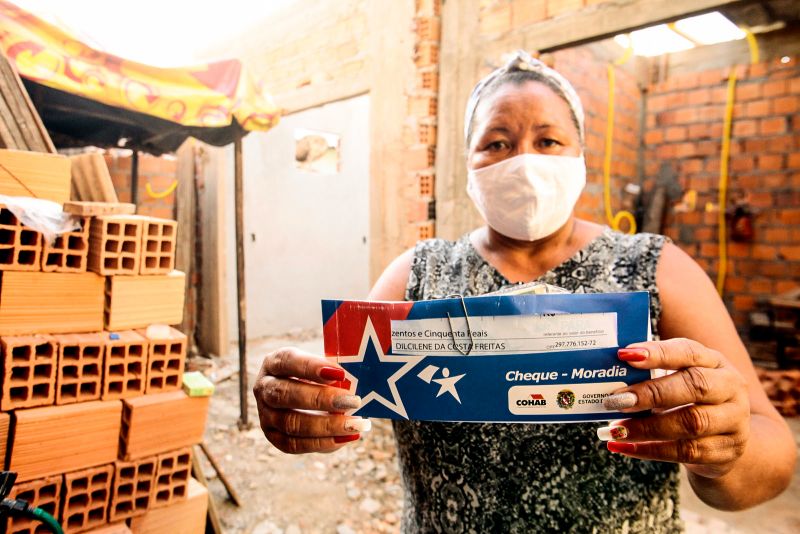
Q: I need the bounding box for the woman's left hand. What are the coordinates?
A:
[600,337,751,479]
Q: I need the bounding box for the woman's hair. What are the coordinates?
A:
[464,50,585,149]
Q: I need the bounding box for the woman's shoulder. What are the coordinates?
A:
[601,228,672,260]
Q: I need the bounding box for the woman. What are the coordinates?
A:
[253,51,795,532]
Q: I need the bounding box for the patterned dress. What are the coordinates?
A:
[394,228,683,533]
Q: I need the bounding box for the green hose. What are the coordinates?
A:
[30,507,64,534]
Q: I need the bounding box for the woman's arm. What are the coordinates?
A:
[368,248,414,301]
[603,242,795,510]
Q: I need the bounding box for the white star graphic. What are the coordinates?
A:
[432,368,466,403]
[336,317,424,419]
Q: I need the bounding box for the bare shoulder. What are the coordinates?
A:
[368,247,415,301]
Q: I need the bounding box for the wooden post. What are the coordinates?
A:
[131,150,139,208]
[234,133,249,430]
[175,141,197,347]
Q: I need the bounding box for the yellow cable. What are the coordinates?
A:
[145,180,178,199]
[744,29,759,64]
[604,61,637,234]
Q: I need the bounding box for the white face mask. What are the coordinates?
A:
[467,153,586,242]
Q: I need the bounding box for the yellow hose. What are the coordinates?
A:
[604,49,637,234]
[716,73,736,295]
[716,29,759,295]
[145,180,178,199]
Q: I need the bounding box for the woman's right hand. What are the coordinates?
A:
[253,347,369,454]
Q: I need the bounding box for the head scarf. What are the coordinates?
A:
[464,50,585,145]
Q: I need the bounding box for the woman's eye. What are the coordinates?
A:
[539,138,562,149]
[485,140,509,151]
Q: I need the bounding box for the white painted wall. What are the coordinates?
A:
[224,94,371,342]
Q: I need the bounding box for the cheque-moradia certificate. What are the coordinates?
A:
[321,292,653,423]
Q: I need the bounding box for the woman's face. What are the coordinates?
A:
[467,80,582,170]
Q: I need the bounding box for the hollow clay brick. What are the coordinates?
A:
[151,448,192,509]
[10,400,122,482]
[1,334,57,410]
[41,216,90,273]
[54,332,105,405]
[80,523,131,534]
[128,478,206,534]
[60,464,113,533]
[88,215,142,276]
[0,271,105,335]
[5,474,62,534]
[104,272,185,331]
[136,327,186,394]
[0,411,9,469]
[101,331,147,401]
[0,205,42,271]
[120,391,208,461]
[108,456,157,522]
[138,217,177,275]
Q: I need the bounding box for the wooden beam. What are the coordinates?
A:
[175,140,197,348]
[663,24,800,76]
[366,0,417,283]
[434,0,483,241]
[525,0,746,53]
[274,73,369,115]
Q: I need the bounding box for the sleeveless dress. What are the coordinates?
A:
[394,228,683,533]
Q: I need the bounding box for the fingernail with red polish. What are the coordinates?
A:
[320,366,345,381]
[618,348,648,362]
[607,441,637,454]
[334,433,361,444]
[596,425,628,441]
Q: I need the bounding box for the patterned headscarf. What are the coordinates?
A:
[464,50,585,146]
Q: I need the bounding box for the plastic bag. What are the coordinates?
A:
[0,195,81,245]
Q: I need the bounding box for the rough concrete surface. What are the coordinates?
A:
[200,335,800,533]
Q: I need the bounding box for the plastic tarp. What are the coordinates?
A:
[0,0,281,152]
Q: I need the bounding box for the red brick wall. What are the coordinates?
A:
[105,151,177,220]
[645,56,800,329]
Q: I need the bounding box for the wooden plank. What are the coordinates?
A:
[129,478,208,534]
[434,0,483,241]
[64,201,136,216]
[70,153,119,202]
[0,51,56,154]
[9,400,122,482]
[0,149,71,202]
[120,391,208,460]
[0,49,55,153]
[105,271,186,330]
[0,271,105,335]
[175,141,196,349]
[525,0,744,53]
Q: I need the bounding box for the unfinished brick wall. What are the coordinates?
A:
[230,0,368,96]
[105,151,177,220]
[644,55,800,331]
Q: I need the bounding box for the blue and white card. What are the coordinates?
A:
[321,292,652,423]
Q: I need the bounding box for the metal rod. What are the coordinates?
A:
[131,149,139,207]
[234,134,249,430]
[199,441,242,507]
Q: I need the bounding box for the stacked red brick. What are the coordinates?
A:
[757,368,800,416]
[0,148,207,533]
[644,57,800,330]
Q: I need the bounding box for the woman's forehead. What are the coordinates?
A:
[475,80,574,127]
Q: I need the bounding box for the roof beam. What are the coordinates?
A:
[527,0,747,52]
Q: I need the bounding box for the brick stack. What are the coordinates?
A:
[756,367,800,416]
[0,149,208,533]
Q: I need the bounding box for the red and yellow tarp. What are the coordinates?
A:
[0,0,280,131]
